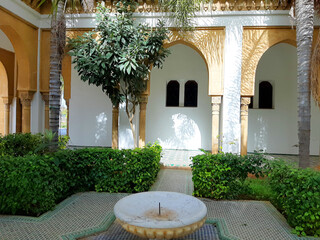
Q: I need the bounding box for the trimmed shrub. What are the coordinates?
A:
[0,155,67,216]
[0,143,162,216]
[191,152,268,199]
[0,133,43,157]
[0,132,69,157]
[269,160,320,237]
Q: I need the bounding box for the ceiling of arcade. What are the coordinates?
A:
[21,0,292,14]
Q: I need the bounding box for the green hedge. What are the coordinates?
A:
[269,161,320,237]
[0,133,69,157]
[191,152,268,199]
[0,143,161,216]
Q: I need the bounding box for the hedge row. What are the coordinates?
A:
[191,152,320,237]
[269,161,320,237]
[0,132,69,157]
[0,143,162,216]
[191,152,268,199]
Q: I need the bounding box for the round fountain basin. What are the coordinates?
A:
[114,191,207,239]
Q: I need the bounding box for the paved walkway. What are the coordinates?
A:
[0,150,319,240]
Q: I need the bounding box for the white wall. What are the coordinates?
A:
[248,43,320,155]
[146,44,211,150]
[0,30,14,52]
[69,64,113,146]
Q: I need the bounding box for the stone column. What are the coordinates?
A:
[65,99,70,136]
[2,97,12,135]
[211,96,222,154]
[41,92,49,130]
[112,106,119,149]
[221,25,243,153]
[240,97,251,155]
[19,91,35,133]
[139,96,148,148]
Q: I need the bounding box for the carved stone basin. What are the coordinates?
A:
[114,191,207,239]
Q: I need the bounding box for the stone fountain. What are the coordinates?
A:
[114,191,207,239]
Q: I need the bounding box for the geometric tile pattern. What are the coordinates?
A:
[150,169,194,195]
[160,149,204,168]
[79,222,220,240]
[0,169,319,239]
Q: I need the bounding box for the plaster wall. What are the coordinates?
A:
[248,43,320,155]
[69,63,113,147]
[0,30,14,52]
[146,44,211,150]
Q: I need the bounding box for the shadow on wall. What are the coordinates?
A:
[252,115,268,152]
[158,113,201,150]
[95,112,108,144]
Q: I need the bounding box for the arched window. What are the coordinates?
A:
[166,80,180,107]
[259,81,273,109]
[249,96,253,109]
[184,80,198,107]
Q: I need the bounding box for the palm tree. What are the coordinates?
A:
[38,0,91,149]
[295,0,314,168]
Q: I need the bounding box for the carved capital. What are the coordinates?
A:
[41,92,49,106]
[211,96,222,115]
[241,97,251,116]
[139,95,148,104]
[19,91,35,107]
[112,106,119,114]
[2,96,13,105]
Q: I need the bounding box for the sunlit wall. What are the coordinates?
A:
[248,43,320,155]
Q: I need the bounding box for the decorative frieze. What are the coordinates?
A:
[22,0,292,13]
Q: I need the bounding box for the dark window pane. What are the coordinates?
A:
[249,96,253,109]
[166,80,180,107]
[184,80,198,107]
[259,81,273,109]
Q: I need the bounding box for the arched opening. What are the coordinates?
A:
[0,30,16,134]
[147,43,211,150]
[184,80,198,107]
[248,43,320,155]
[166,80,180,107]
[259,81,273,109]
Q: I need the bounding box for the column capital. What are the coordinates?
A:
[2,96,13,105]
[139,95,149,103]
[41,92,49,105]
[241,97,251,116]
[19,91,35,107]
[211,96,222,115]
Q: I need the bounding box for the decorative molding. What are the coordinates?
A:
[211,96,222,115]
[166,29,225,96]
[241,28,296,96]
[240,97,251,116]
[18,90,35,107]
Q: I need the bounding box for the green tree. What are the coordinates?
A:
[37,0,91,150]
[68,1,170,148]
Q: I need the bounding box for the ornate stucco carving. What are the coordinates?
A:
[241,28,296,96]
[23,0,291,13]
[166,29,225,96]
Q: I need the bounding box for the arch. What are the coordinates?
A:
[184,80,198,107]
[165,29,225,96]
[259,81,273,109]
[241,28,296,97]
[0,61,9,97]
[166,80,180,107]
[165,40,209,72]
[0,25,31,91]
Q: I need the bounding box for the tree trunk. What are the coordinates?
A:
[295,0,314,168]
[49,0,66,149]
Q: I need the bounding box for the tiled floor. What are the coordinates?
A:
[0,150,319,240]
[160,149,204,167]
